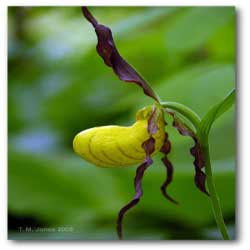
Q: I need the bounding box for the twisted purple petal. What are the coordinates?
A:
[168,112,209,196]
[160,133,178,204]
[116,108,157,239]
[116,155,153,240]
[190,142,209,196]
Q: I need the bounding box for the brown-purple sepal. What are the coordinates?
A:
[168,112,209,196]
[160,133,178,204]
[81,7,159,102]
[82,7,98,27]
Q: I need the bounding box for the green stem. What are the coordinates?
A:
[161,100,230,240]
[203,142,230,240]
[160,101,201,129]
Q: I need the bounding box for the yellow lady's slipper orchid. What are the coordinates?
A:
[76,7,208,240]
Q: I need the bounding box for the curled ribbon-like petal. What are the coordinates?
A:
[81,7,159,102]
[116,108,158,239]
[160,133,178,204]
[168,112,209,196]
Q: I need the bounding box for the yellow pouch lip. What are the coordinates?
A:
[73,105,165,167]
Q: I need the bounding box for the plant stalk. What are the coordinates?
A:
[203,143,230,240]
[160,101,201,129]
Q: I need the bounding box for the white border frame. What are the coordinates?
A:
[1,0,249,249]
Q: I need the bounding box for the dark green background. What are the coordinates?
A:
[8,6,236,240]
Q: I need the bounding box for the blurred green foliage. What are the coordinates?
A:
[8,6,235,240]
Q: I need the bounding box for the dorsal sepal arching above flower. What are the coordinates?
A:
[81,7,159,102]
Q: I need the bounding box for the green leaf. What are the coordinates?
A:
[198,89,235,141]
